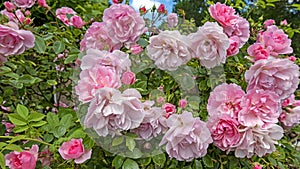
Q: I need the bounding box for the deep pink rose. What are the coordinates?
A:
[253,164,263,169]
[245,58,299,100]
[103,4,147,47]
[70,15,85,28]
[179,99,187,108]
[56,7,77,26]
[167,13,178,28]
[58,139,92,164]
[11,0,35,8]
[282,94,295,107]
[207,83,245,118]
[37,0,48,8]
[15,9,25,23]
[288,56,296,62]
[260,25,293,56]
[163,103,176,118]
[227,36,240,56]
[189,22,230,68]
[130,44,143,55]
[157,4,167,14]
[0,23,35,57]
[209,2,238,27]
[207,115,241,151]
[238,89,281,128]
[139,6,147,14]
[5,145,39,169]
[121,70,136,85]
[160,111,213,161]
[247,43,270,61]
[263,19,275,29]
[4,2,16,12]
[80,22,121,52]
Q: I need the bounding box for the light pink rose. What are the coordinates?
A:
[15,9,25,23]
[279,106,300,127]
[234,124,283,158]
[4,2,16,12]
[84,88,145,137]
[121,70,136,85]
[207,115,241,151]
[0,23,35,57]
[58,139,92,164]
[56,7,77,26]
[209,2,238,27]
[70,15,85,28]
[80,22,121,52]
[75,65,121,103]
[11,0,35,8]
[207,83,245,118]
[179,99,187,108]
[189,22,230,68]
[223,17,250,47]
[103,4,147,47]
[247,43,270,61]
[238,89,281,128]
[160,111,213,161]
[245,58,299,100]
[263,19,275,29]
[167,13,178,28]
[130,44,143,55]
[0,10,19,24]
[280,19,288,26]
[260,25,293,56]
[37,0,48,8]
[5,145,39,169]
[147,30,192,71]
[227,36,240,57]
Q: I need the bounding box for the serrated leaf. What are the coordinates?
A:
[53,126,66,138]
[31,121,47,127]
[43,134,54,143]
[53,41,65,54]
[268,156,277,166]
[13,125,29,133]
[64,54,78,64]
[5,144,23,152]
[59,114,73,129]
[112,137,124,146]
[0,153,5,169]
[112,156,125,169]
[137,157,151,167]
[16,104,29,120]
[8,114,27,126]
[125,137,136,152]
[34,35,46,53]
[152,153,166,167]
[202,155,213,168]
[193,160,203,169]
[46,113,59,128]
[68,128,86,139]
[28,112,45,122]
[122,159,139,169]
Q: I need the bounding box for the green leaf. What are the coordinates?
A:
[28,112,45,122]
[68,128,86,139]
[13,125,29,133]
[34,35,46,53]
[18,75,36,85]
[0,143,6,149]
[122,159,139,169]
[112,156,125,169]
[53,126,66,138]
[137,157,151,167]
[5,144,23,152]
[43,134,54,143]
[0,153,5,169]
[31,121,47,127]
[8,114,27,126]
[47,80,57,86]
[112,136,124,146]
[46,113,59,128]
[64,54,78,64]
[137,38,149,48]
[202,155,213,168]
[152,153,166,167]
[268,156,277,166]
[16,104,29,120]
[59,114,73,129]
[193,160,203,169]
[4,72,19,79]
[125,137,136,152]
[53,41,65,54]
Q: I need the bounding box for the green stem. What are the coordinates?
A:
[0,136,51,146]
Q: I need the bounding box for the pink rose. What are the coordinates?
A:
[1,10,18,23]
[280,19,288,26]
[56,7,77,26]
[263,19,275,29]
[5,145,39,169]
[15,9,25,23]
[58,139,92,164]
[167,13,178,28]
[112,0,122,4]
[179,99,187,108]
[253,164,263,169]
[279,107,300,127]
[160,111,213,161]
[4,2,16,12]
[37,0,49,8]
[189,22,230,68]
[103,4,147,47]
[70,15,85,28]
[157,4,167,14]
[139,6,147,14]
[227,36,240,57]
[39,148,53,167]
[288,56,296,62]
[11,0,35,8]
[25,10,30,16]
[163,103,176,118]
[80,22,121,52]
[245,58,299,100]
[260,25,293,56]
[282,94,295,107]
[0,23,35,57]
[121,70,136,85]
[247,43,270,61]
[238,89,281,128]
[130,44,143,55]
[209,2,238,27]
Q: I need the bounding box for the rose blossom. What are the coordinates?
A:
[5,145,39,169]
[75,65,121,103]
[247,43,270,61]
[0,22,35,57]
[80,22,121,52]
[260,25,293,56]
[70,15,85,28]
[280,19,288,26]
[245,58,299,100]
[157,4,167,14]
[263,19,275,29]
[282,94,296,107]
[1,10,18,23]
[58,139,92,164]
[15,9,25,23]
[37,0,49,8]
[11,0,35,8]
[234,124,283,158]
[103,4,147,47]
[163,103,176,118]
[167,13,178,28]
[209,2,238,27]
[238,89,281,128]
[189,22,230,68]
[179,99,187,108]
[227,36,240,56]
[159,111,213,161]
[56,7,77,26]
[223,17,250,47]
[139,6,147,14]
[147,30,192,71]
[279,106,300,127]
[288,56,296,62]
[253,164,263,169]
[207,83,245,118]
[121,70,136,85]
[84,88,145,137]
[4,2,16,12]
[206,115,241,151]
[130,44,143,55]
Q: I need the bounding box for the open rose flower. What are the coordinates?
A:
[247,43,270,61]
[121,70,136,85]
[103,4,147,48]
[160,111,212,161]
[263,19,275,29]
[223,17,250,47]
[189,22,230,68]
[11,0,35,8]
[58,139,92,164]
[147,30,192,71]
[70,15,85,28]
[209,2,238,27]
[245,58,299,100]
[227,36,240,56]
[5,145,39,169]
[279,106,300,127]
[56,7,77,26]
